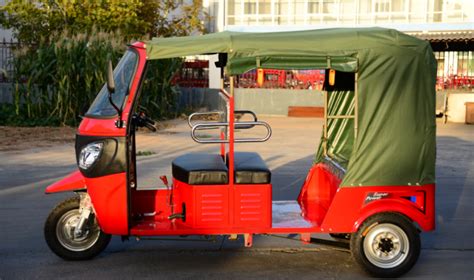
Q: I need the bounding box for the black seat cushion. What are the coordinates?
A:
[228,152,271,184]
[172,153,228,185]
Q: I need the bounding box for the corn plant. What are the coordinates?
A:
[139,58,183,120]
[11,30,124,126]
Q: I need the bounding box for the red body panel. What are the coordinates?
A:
[129,178,434,236]
[321,184,435,232]
[298,163,340,224]
[174,180,231,229]
[45,171,86,194]
[130,189,170,215]
[129,178,272,235]
[298,163,340,203]
[85,173,129,235]
[171,179,272,230]
[78,118,126,137]
[70,45,148,235]
[233,185,272,229]
[296,163,435,233]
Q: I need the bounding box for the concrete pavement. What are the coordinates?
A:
[0,117,473,279]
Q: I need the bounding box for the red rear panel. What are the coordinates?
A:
[321,184,435,233]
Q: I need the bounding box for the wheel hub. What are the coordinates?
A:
[363,223,410,269]
[56,209,100,252]
[378,238,394,253]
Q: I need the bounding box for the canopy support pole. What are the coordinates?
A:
[354,72,358,139]
[323,90,328,156]
[228,76,235,185]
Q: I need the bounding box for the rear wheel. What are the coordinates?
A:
[350,213,420,277]
[44,196,111,260]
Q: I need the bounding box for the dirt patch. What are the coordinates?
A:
[0,119,178,151]
[0,126,76,151]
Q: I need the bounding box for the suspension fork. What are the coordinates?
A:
[74,192,94,238]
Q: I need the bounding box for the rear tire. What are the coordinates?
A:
[350,213,420,278]
[44,196,111,260]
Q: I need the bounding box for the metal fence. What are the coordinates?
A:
[0,38,17,83]
[434,51,474,91]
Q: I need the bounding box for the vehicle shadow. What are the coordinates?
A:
[268,155,315,200]
[422,135,474,250]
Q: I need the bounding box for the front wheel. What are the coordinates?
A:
[350,213,420,278]
[44,196,111,260]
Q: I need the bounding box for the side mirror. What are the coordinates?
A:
[106,60,123,128]
[107,60,115,94]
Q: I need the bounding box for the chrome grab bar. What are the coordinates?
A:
[191,121,272,144]
[234,110,257,129]
[188,110,259,129]
[188,111,225,128]
[234,121,272,143]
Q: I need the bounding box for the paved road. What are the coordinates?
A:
[0,117,473,279]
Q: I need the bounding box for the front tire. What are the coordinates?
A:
[350,213,420,278]
[44,196,111,260]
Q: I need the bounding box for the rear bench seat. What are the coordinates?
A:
[172,152,271,185]
[172,153,228,185]
[229,152,271,184]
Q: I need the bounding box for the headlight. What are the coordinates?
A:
[78,142,104,170]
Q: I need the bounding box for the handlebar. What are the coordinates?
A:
[144,117,156,132]
[190,121,272,144]
[134,112,156,132]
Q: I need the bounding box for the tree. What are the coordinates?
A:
[0,0,207,44]
[0,0,207,126]
[141,0,207,38]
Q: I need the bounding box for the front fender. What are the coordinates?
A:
[45,171,86,194]
[353,199,434,232]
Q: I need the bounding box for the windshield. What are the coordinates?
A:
[86,50,138,117]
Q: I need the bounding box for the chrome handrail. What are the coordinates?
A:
[187,111,225,128]
[191,121,272,144]
[188,110,259,129]
[234,121,272,143]
[234,110,257,129]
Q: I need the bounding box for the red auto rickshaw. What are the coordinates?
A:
[44,28,436,277]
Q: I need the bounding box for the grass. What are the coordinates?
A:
[136,150,156,157]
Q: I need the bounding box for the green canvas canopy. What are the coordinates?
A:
[145,27,436,187]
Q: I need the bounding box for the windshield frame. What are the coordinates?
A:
[85,48,140,119]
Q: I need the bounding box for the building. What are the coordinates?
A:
[207,0,472,30]
[200,0,474,122]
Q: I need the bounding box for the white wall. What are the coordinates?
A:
[208,54,221,89]
[447,93,474,123]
